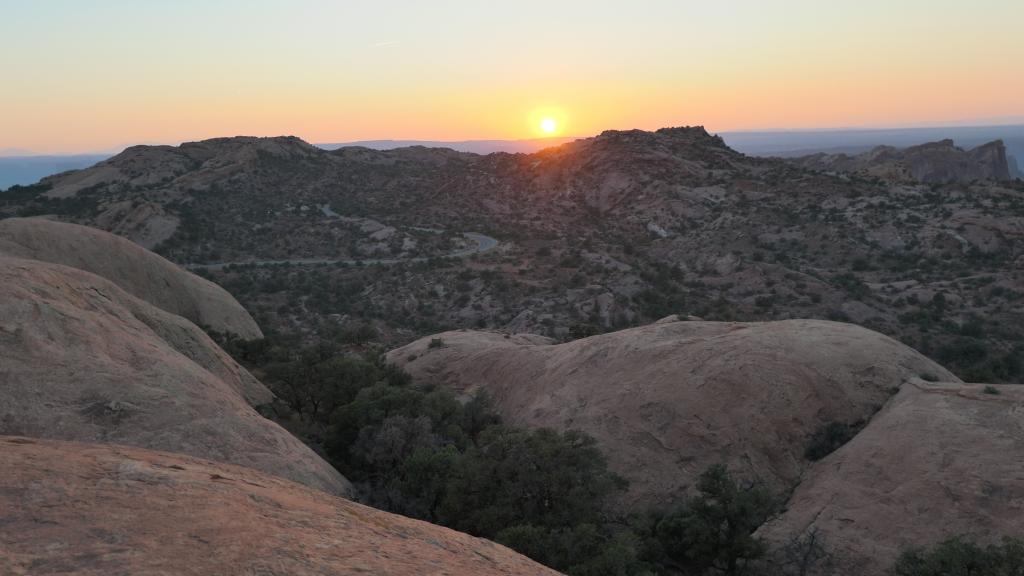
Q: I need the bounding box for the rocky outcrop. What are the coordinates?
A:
[0,217,262,339]
[758,380,1024,576]
[0,436,559,576]
[0,254,349,496]
[790,139,1012,182]
[387,319,957,505]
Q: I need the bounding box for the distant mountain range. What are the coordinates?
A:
[318,137,578,155]
[3,124,1021,190]
[721,124,1024,177]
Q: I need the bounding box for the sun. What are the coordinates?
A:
[529,107,567,137]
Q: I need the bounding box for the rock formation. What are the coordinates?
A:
[0,252,348,496]
[0,436,559,576]
[758,380,1024,576]
[0,217,262,339]
[387,319,957,505]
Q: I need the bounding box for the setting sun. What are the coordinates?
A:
[529,107,567,138]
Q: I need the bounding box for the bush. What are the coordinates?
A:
[653,465,775,575]
[892,537,1024,576]
[439,427,626,536]
[315,367,642,574]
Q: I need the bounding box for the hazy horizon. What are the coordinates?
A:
[2,0,1022,154]
[2,118,1023,158]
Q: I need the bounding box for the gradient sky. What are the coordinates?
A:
[1,0,1022,153]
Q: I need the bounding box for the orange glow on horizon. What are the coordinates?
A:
[1,2,1021,153]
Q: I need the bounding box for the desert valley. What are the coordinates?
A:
[1,127,1023,575]
[3,1,1024,574]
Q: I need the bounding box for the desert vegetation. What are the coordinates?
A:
[220,333,792,575]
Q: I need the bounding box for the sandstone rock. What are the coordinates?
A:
[0,217,262,339]
[0,436,559,576]
[0,255,349,496]
[388,320,958,505]
[758,380,1024,576]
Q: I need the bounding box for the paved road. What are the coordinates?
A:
[187,231,499,271]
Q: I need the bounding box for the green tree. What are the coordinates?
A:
[656,465,774,575]
[439,426,625,536]
[892,537,1024,576]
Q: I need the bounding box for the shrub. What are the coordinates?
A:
[892,537,1024,576]
[654,465,775,575]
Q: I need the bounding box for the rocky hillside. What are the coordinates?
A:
[387,318,957,505]
[0,436,560,576]
[789,139,1012,183]
[2,128,1022,384]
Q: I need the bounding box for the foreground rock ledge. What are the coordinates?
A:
[0,436,561,576]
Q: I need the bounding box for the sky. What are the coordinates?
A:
[1,0,1022,154]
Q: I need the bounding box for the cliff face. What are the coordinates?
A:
[790,138,1012,183]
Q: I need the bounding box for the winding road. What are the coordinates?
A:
[187,226,499,272]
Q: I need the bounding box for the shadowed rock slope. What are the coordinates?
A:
[758,380,1024,576]
[0,436,560,576]
[0,217,262,339]
[0,254,349,496]
[388,319,957,505]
